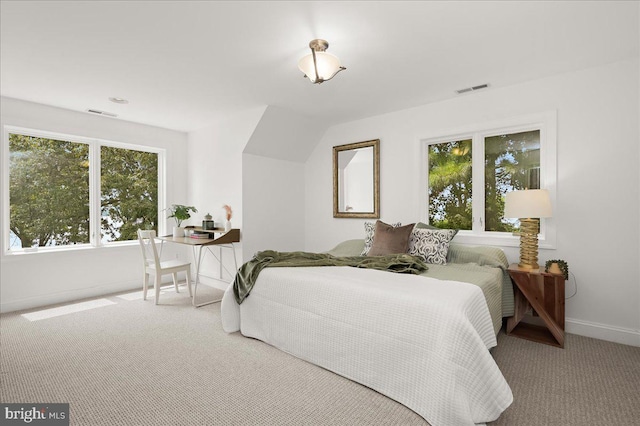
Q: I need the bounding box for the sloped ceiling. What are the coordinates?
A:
[1,1,638,132]
[243,106,326,163]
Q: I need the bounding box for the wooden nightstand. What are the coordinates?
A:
[506,264,565,348]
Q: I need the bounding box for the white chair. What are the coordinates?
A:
[137,229,192,305]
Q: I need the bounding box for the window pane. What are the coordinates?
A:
[428,139,472,230]
[484,130,540,232]
[101,146,158,242]
[9,134,90,248]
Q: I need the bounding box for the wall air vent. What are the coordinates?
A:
[456,83,489,95]
[86,109,118,118]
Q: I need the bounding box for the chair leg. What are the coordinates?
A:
[155,274,161,305]
[173,273,180,293]
[143,272,149,301]
[186,267,193,298]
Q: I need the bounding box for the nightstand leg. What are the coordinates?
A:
[507,287,528,333]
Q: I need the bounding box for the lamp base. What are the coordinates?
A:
[518,218,540,270]
[517,262,539,271]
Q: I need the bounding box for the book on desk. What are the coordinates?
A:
[190,233,210,239]
[185,227,226,239]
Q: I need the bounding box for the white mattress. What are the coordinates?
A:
[221,266,512,426]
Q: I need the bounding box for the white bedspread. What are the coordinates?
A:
[221,266,513,426]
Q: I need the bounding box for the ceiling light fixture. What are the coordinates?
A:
[109,97,129,104]
[298,39,346,84]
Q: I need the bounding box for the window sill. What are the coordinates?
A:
[2,240,139,260]
[453,231,556,250]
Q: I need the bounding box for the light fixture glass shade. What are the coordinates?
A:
[504,189,552,219]
[298,51,344,83]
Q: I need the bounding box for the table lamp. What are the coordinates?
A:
[504,189,552,270]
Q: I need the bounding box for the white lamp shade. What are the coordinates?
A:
[298,51,343,83]
[504,189,552,218]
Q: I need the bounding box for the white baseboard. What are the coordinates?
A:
[566,317,640,347]
[0,279,140,314]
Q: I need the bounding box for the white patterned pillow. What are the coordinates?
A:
[408,228,457,264]
[361,221,401,256]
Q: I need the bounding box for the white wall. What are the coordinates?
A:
[0,97,188,313]
[304,59,640,346]
[242,154,306,260]
[239,105,326,262]
[186,107,265,289]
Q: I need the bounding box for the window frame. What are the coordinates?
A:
[420,111,557,249]
[2,125,166,255]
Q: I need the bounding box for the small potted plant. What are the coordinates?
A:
[545,259,569,280]
[167,204,197,237]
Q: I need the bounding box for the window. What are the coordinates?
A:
[428,138,473,230]
[100,146,158,243]
[8,134,90,248]
[484,129,540,232]
[4,127,163,252]
[422,112,556,248]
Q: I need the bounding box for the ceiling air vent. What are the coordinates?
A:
[456,83,489,95]
[86,109,118,118]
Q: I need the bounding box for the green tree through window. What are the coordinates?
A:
[101,146,158,242]
[427,130,540,234]
[9,134,90,247]
[428,139,472,230]
[484,130,540,232]
[8,131,160,250]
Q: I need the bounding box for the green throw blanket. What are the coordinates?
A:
[233,250,429,304]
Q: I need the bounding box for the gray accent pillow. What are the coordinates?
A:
[361,221,401,255]
[368,221,415,256]
[408,228,457,264]
[415,222,459,237]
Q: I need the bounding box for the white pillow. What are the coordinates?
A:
[361,221,401,256]
[408,228,457,264]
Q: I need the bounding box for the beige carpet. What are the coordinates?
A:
[1,286,639,425]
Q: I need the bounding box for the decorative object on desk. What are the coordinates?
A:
[504,189,552,270]
[545,259,569,280]
[172,227,185,238]
[202,213,215,230]
[223,204,233,232]
[167,204,197,237]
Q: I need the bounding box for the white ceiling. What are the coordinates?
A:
[1,1,638,133]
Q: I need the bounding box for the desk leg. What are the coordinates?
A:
[231,243,238,272]
[192,244,223,308]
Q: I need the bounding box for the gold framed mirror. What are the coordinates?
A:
[333,139,380,218]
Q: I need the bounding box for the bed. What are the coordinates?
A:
[221,240,514,426]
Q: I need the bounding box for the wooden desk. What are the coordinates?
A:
[506,264,565,348]
[158,228,240,307]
